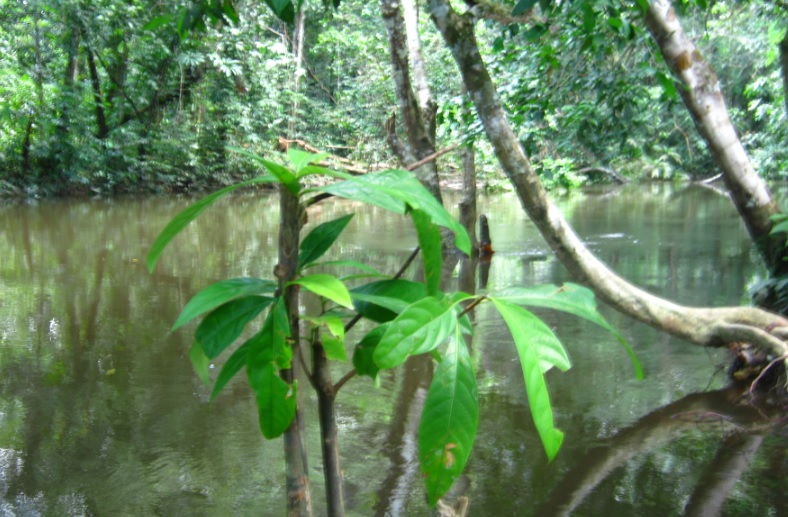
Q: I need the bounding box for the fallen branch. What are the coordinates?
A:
[576,166,627,184]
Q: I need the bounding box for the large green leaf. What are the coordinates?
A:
[195,296,274,358]
[172,278,277,330]
[147,175,277,272]
[248,362,296,439]
[298,214,354,268]
[311,169,471,255]
[290,274,353,309]
[246,301,295,439]
[419,330,478,507]
[493,284,642,378]
[350,279,427,322]
[491,298,569,461]
[374,296,457,369]
[211,339,252,400]
[353,325,387,379]
[412,209,442,296]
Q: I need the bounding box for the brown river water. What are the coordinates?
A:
[0,184,785,516]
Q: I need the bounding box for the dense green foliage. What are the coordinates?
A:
[0,0,785,195]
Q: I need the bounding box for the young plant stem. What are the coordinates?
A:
[277,185,313,516]
[311,331,346,517]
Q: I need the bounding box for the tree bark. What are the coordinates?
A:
[277,186,313,517]
[644,0,786,276]
[426,0,788,364]
[86,46,110,140]
[780,29,788,116]
[381,0,443,203]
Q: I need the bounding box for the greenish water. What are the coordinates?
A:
[0,185,785,516]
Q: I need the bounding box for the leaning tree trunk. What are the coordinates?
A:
[426,0,788,365]
[644,0,787,278]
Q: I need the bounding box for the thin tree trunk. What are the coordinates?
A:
[277,186,313,516]
[644,0,786,276]
[426,0,788,363]
[459,145,478,252]
[86,46,109,140]
[780,29,788,116]
[288,8,306,138]
[381,0,443,203]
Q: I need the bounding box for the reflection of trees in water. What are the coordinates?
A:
[539,388,785,517]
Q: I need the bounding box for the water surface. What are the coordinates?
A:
[0,185,784,516]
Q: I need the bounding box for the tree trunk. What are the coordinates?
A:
[288,7,306,138]
[426,0,788,364]
[277,186,313,516]
[381,0,443,203]
[780,29,788,116]
[86,46,110,140]
[644,0,786,277]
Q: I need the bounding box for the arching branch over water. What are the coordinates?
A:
[427,0,788,373]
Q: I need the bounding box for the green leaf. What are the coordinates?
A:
[211,339,251,399]
[770,219,788,235]
[353,325,387,379]
[290,274,353,309]
[195,296,274,358]
[288,149,329,175]
[492,284,642,379]
[655,71,678,101]
[147,176,277,272]
[173,278,277,330]
[419,330,478,507]
[143,15,172,31]
[263,0,295,23]
[323,334,346,361]
[307,315,346,361]
[491,299,567,461]
[246,301,296,438]
[298,214,354,268]
[189,341,210,385]
[226,146,300,196]
[374,296,457,369]
[511,0,537,16]
[412,209,442,296]
[351,279,427,322]
[248,361,296,439]
[314,169,471,255]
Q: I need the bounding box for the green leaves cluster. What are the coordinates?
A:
[148,150,636,507]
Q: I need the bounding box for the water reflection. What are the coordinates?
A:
[0,186,784,516]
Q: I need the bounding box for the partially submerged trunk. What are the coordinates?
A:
[644,0,787,277]
[427,0,788,368]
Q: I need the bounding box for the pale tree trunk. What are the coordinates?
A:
[426,0,788,364]
[288,8,306,138]
[381,0,443,203]
[644,0,786,277]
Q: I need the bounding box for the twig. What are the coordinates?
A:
[749,353,788,395]
[405,144,459,171]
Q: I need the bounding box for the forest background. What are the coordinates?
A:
[1,0,786,197]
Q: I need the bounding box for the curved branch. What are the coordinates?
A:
[426,0,788,361]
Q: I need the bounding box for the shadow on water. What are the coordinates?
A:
[0,186,786,516]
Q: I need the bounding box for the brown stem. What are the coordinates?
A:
[277,185,313,516]
[312,335,346,516]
